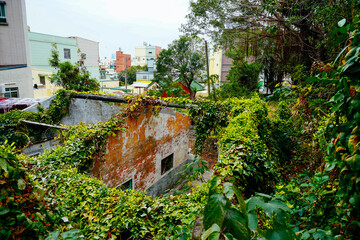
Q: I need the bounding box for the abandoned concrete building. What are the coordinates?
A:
[23,94,192,196]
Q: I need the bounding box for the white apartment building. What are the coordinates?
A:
[0,0,33,98]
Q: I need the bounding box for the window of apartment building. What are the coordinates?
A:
[161,153,174,175]
[4,87,19,98]
[64,48,71,59]
[0,1,7,24]
[39,76,46,85]
[148,52,152,54]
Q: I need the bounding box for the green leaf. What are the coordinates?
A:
[224,233,235,240]
[45,231,60,240]
[349,192,360,206]
[201,224,220,240]
[17,179,26,190]
[262,200,290,219]
[332,102,343,113]
[61,229,81,239]
[233,186,246,213]
[0,207,10,215]
[223,182,235,200]
[265,228,296,240]
[248,212,258,231]
[305,76,321,83]
[246,196,264,212]
[204,194,228,229]
[0,158,9,173]
[223,207,250,239]
[338,18,346,27]
[333,93,345,102]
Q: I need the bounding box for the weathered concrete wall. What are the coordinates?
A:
[60,98,122,126]
[22,139,59,156]
[23,95,57,113]
[90,107,190,193]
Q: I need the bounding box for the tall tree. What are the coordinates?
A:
[182,0,358,92]
[154,36,205,99]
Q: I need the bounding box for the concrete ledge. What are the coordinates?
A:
[146,158,193,197]
[22,139,60,156]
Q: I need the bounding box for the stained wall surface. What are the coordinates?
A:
[90,107,190,192]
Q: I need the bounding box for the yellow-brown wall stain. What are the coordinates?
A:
[90,107,190,191]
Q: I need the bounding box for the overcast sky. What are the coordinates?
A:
[25,0,190,59]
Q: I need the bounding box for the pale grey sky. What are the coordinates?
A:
[25,0,190,59]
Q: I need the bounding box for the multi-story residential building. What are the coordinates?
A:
[132,43,161,67]
[220,51,233,83]
[0,0,33,98]
[130,60,155,94]
[115,50,131,73]
[29,32,100,98]
[69,36,100,79]
[209,50,222,86]
[29,32,78,98]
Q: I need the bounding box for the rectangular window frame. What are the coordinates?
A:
[4,87,19,98]
[39,76,46,85]
[0,1,7,25]
[64,48,71,59]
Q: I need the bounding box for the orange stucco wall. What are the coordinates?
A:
[90,107,190,191]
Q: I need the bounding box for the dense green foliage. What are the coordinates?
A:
[217,61,262,99]
[0,90,72,149]
[0,144,51,239]
[183,0,358,92]
[154,36,205,99]
[49,44,99,92]
[2,16,360,239]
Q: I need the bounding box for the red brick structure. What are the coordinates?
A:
[90,107,190,193]
[115,51,131,73]
[155,46,162,58]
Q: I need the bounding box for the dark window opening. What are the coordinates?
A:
[39,76,45,85]
[118,179,132,191]
[64,48,71,59]
[161,153,174,175]
[0,2,6,24]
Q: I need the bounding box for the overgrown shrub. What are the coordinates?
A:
[0,90,72,149]
[0,143,51,239]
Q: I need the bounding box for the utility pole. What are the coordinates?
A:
[125,66,128,90]
[205,41,210,97]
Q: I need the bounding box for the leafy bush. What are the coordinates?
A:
[0,90,72,149]
[226,61,262,92]
[0,143,51,239]
[49,44,99,92]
